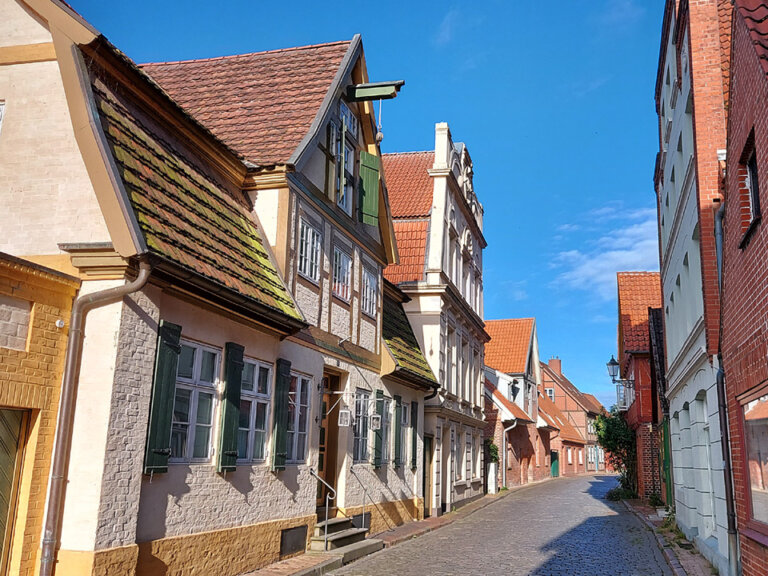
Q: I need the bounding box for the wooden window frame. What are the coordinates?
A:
[361,266,378,318]
[353,389,370,462]
[298,218,322,284]
[170,341,220,464]
[332,246,352,303]
[237,358,272,463]
[737,381,768,541]
[286,373,312,464]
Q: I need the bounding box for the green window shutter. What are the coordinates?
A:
[271,358,292,472]
[393,395,402,468]
[217,342,244,473]
[411,401,418,470]
[143,320,181,475]
[373,389,384,468]
[359,151,380,227]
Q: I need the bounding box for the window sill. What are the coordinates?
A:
[470,477,482,485]
[741,523,768,548]
[297,271,321,288]
[331,293,351,307]
[361,310,377,321]
[739,215,761,250]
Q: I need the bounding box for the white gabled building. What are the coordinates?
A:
[383,123,489,515]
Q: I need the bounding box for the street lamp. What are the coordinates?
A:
[605,355,634,388]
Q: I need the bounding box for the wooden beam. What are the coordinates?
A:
[0,42,56,66]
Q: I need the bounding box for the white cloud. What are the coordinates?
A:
[557,223,581,232]
[553,210,659,301]
[435,9,459,46]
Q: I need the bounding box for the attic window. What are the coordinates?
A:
[339,101,359,140]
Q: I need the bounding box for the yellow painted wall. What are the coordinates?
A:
[339,497,423,537]
[0,255,79,576]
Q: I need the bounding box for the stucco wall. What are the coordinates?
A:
[0,1,109,256]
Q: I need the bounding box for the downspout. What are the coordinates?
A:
[502,420,518,489]
[40,259,152,576]
[714,200,739,576]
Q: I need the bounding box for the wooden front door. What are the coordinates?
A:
[0,409,25,575]
[316,374,340,510]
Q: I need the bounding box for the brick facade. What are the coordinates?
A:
[0,253,78,575]
[721,3,768,571]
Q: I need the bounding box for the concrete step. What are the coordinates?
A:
[335,538,384,565]
[313,517,354,538]
[309,527,367,551]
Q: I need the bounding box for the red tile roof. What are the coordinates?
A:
[735,1,768,79]
[384,220,429,284]
[745,398,768,421]
[540,361,602,416]
[89,55,302,323]
[382,152,435,218]
[485,318,535,375]
[141,40,351,166]
[582,393,607,414]
[538,391,584,444]
[484,380,535,424]
[617,272,661,357]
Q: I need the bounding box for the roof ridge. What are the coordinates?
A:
[382,150,434,156]
[486,317,535,322]
[140,39,352,67]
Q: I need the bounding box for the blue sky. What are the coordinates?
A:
[69,0,663,409]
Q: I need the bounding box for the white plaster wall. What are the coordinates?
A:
[59,279,124,552]
[330,302,350,339]
[249,187,281,250]
[0,0,50,47]
[134,294,324,541]
[359,315,376,353]
[303,144,327,194]
[0,7,109,256]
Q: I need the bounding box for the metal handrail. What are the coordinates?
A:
[349,465,370,530]
[309,468,336,549]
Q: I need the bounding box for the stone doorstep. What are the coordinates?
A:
[246,476,556,576]
[623,500,715,576]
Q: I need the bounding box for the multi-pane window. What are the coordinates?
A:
[333,247,352,301]
[171,342,219,462]
[381,398,392,464]
[298,219,321,282]
[473,434,480,477]
[286,374,311,463]
[399,401,410,466]
[465,431,472,480]
[578,449,583,465]
[446,324,455,394]
[362,267,378,317]
[452,427,460,480]
[353,390,370,462]
[339,101,359,139]
[335,103,358,216]
[545,388,555,402]
[238,359,271,462]
[439,315,447,385]
[567,447,573,464]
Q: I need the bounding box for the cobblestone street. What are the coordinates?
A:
[332,475,672,576]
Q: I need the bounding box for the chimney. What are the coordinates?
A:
[549,356,561,375]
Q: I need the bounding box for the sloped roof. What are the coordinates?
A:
[141,40,352,166]
[382,152,435,218]
[617,272,661,356]
[484,380,535,424]
[90,61,302,323]
[485,318,535,375]
[582,393,606,414]
[538,391,584,444]
[745,399,768,421]
[540,361,600,415]
[382,288,437,387]
[384,220,429,284]
[735,1,768,79]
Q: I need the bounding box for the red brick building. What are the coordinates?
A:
[540,358,607,473]
[721,2,768,571]
[537,391,586,477]
[484,318,558,486]
[616,272,664,500]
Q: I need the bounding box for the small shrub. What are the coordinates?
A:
[484,439,499,463]
[649,493,664,507]
[606,486,637,501]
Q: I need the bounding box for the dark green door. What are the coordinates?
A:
[551,449,559,478]
[0,409,24,574]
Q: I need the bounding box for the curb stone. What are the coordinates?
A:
[623,500,688,576]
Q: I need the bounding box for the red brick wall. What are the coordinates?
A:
[483,400,551,488]
[688,0,730,357]
[722,7,768,572]
[636,423,663,501]
[626,356,655,428]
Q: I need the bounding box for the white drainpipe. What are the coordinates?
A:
[501,419,518,489]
